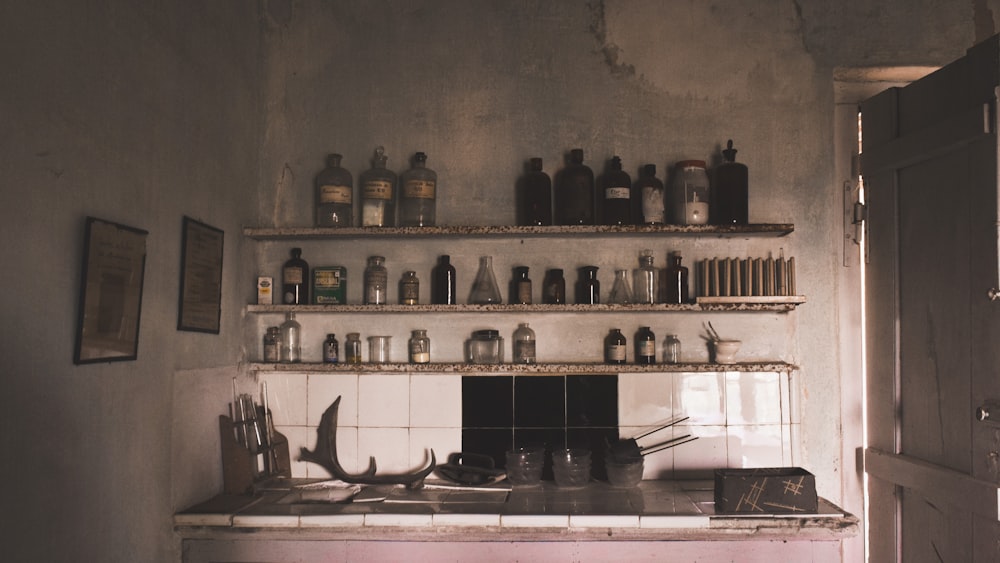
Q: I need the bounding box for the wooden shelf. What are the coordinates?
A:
[247,361,797,375]
[247,300,804,314]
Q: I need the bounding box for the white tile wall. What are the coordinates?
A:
[358,374,410,427]
[410,375,462,427]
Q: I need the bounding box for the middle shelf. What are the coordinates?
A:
[248,361,798,375]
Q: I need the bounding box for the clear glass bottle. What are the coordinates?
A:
[315,153,353,227]
[364,256,388,305]
[663,334,681,364]
[469,256,502,304]
[600,155,631,225]
[576,266,600,304]
[282,248,310,305]
[360,146,397,227]
[399,270,419,305]
[519,157,552,226]
[399,152,437,227]
[512,322,536,364]
[279,313,301,363]
[633,250,658,304]
[409,329,430,364]
[634,164,665,225]
[431,255,457,304]
[512,266,532,304]
[263,326,280,362]
[345,332,362,364]
[608,269,633,304]
[662,251,689,304]
[542,268,566,304]
[323,333,339,363]
[670,160,710,225]
[710,140,749,225]
[554,148,595,225]
[635,326,656,365]
[605,328,627,364]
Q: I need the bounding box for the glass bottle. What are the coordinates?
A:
[605,328,627,364]
[360,146,397,227]
[633,250,658,304]
[663,334,681,364]
[409,329,430,364]
[431,255,457,305]
[663,252,689,304]
[635,326,656,365]
[345,333,362,364]
[323,333,339,363]
[608,269,633,304]
[512,266,532,304]
[282,247,310,305]
[634,164,665,225]
[469,256,502,304]
[519,157,552,226]
[399,152,437,227]
[315,153,353,227]
[364,256,388,305]
[600,155,631,225]
[554,148,595,225]
[670,160,710,225]
[399,270,419,305]
[542,268,566,304]
[279,313,301,363]
[512,322,536,364]
[576,266,600,304]
[262,326,280,362]
[710,140,749,225]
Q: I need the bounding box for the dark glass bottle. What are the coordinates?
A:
[710,140,749,225]
[360,146,397,227]
[662,251,690,304]
[282,247,309,304]
[600,156,631,225]
[576,266,600,304]
[554,149,595,225]
[399,152,437,227]
[633,164,665,225]
[542,268,566,304]
[315,153,353,227]
[323,333,339,363]
[519,157,552,226]
[605,328,627,364]
[635,326,656,365]
[511,266,532,304]
[431,255,457,305]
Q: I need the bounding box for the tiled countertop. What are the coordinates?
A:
[175,479,858,542]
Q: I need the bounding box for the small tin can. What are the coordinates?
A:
[257,276,273,305]
[313,266,347,304]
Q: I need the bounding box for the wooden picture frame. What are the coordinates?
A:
[73,217,148,364]
[177,216,224,333]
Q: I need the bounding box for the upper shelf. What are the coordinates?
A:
[244,223,794,240]
[247,298,806,314]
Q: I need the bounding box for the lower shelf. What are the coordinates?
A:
[248,361,797,374]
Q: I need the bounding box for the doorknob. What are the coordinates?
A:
[976,401,1000,423]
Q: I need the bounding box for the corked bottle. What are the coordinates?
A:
[710,140,749,224]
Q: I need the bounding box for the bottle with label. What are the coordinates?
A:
[554,148,595,225]
[576,265,600,304]
[345,333,362,364]
[315,153,353,227]
[634,164,665,225]
[364,256,388,305]
[605,328,627,364]
[279,313,301,363]
[635,326,656,364]
[512,266,532,304]
[282,248,309,305]
[360,146,397,227]
[409,329,430,364]
[670,160,710,225]
[512,322,536,364]
[663,334,681,364]
[662,251,690,304]
[263,326,280,362]
[600,156,632,225]
[710,140,749,225]
[469,256,502,304]
[519,157,552,226]
[323,333,339,363]
[608,269,633,304]
[399,152,437,227]
[542,268,566,304]
[633,249,658,304]
[431,255,457,304]
[399,270,419,305]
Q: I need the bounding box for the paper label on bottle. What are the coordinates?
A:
[404,179,436,199]
[641,187,664,223]
[283,266,303,285]
[514,340,536,363]
[320,184,352,204]
[607,344,626,361]
[517,281,532,304]
[639,340,655,357]
[605,186,630,199]
[364,180,393,200]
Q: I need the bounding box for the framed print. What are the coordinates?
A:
[177,216,224,333]
[73,217,148,364]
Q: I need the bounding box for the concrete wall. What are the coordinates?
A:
[2,0,997,561]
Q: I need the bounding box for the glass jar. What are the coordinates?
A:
[520,157,552,226]
[279,313,301,363]
[360,146,397,227]
[600,155,631,225]
[512,322,536,364]
[670,160,710,225]
[399,270,419,305]
[634,164,664,225]
[323,333,339,363]
[576,266,600,304]
[663,334,681,364]
[282,247,309,305]
[345,333,362,364]
[608,269,633,304]
[399,152,437,227]
[554,148,595,225]
[469,256,502,304]
[465,329,504,364]
[542,268,566,304]
[262,326,280,362]
[315,153,353,227]
[633,250,657,304]
[512,266,532,304]
[364,256,388,305]
[635,326,656,365]
[409,329,430,364]
[605,328,626,364]
[368,335,391,363]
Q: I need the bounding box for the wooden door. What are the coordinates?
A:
[861,35,1000,562]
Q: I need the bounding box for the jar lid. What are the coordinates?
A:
[347,332,360,338]
[472,329,500,339]
[676,159,706,169]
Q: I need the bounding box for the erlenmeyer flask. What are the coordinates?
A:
[469,256,503,304]
[608,269,633,304]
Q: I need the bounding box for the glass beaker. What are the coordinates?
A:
[367,335,392,363]
[469,256,503,304]
[608,269,633,304]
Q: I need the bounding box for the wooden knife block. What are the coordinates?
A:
[219,414,291,495]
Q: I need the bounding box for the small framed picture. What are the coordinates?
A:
[177,216,224,333]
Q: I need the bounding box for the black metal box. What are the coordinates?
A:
[714,467,818,514]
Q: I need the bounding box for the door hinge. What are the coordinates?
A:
[853,201,868,224]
